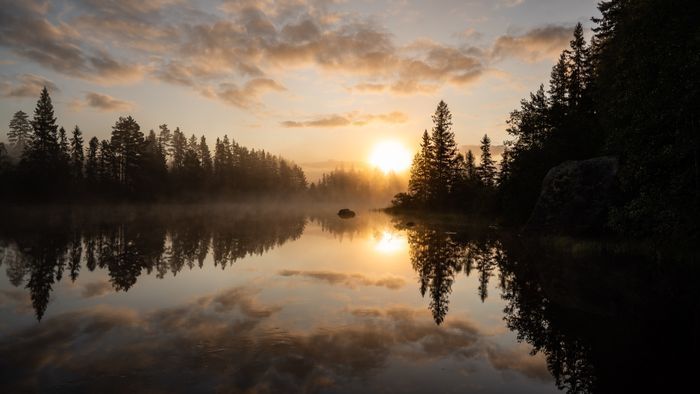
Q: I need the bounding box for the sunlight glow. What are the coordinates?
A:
[369,141,412,174]
[374,230,406,254]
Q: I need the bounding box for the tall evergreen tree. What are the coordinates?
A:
[171,127,186,172]
[429,100,460,202]
[566,23,591,108]
[158,124,173,161]
[478,134,496,187]
[7,110,32,158]
[69,126,84,181]
[85,137,99,187]
[110,116,144,190]
[24,87,59,168]
[98,139,115,188]
[408,130,433,204]
[199,136,213,178]
[465,150,478,180]
[548,53,569,129]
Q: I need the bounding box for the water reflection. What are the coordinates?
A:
[396,219,699,392]
[1,207,306,320]
[0,208,697,393]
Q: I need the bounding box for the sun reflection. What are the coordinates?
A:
[373,230,406,254]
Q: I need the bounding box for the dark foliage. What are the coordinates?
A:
[2,90,308,202]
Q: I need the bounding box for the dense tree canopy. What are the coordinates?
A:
[2,89,309,202]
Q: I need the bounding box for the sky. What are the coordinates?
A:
[0,0,600,173]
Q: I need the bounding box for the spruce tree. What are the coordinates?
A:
[567,23,591,108]
[465,150,478,180]
[408,130,433,204]
[7,110,32,157]
[171,127,186,172]
[548,52,569,129]
[158,124,173,161]
[199,136,213,178]
[85,137,99,187]
[69,126,84,181]
[25,87,59,168]
[110,116,144,189]
[478,134,496,187]
[429,100,460,203]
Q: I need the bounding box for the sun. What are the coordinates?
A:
[369,141,412,174]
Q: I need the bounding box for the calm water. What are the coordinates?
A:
[0,206,697,393]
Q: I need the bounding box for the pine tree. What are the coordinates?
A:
[465,150,478,180]
[591,0,627,54]
[567,23,591,108]
[548,52,569,128]
[110,116,144,189]
[139,129,168,194]
[98,139,115,187]
[85,137,99,187]
[171,127,186,172]
[506,85,550,151]
[158,124,173,161]
[24,87,59,168]
[199,136,213,178]
[408,130,433,204]
[478,134,496,187]
[429,100,460,202]
[7,110,32,157]
[69,126,84,181]
[57,127,71,182]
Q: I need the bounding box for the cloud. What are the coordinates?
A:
[0,289,32,314]
[278,270,406,289]
[0,292,551,392]
[214,78,286,109]
[492,25,574,62]
[0,2,144,83]
[281,111,408,128]
[0,1,575,108]
[72,92,134,112]
[0,74,59,98]
[497,0,524,8]
[81,280,112,298]
[198,286,281,318]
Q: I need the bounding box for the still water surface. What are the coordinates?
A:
[0,206,696,393]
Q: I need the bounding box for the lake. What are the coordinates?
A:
[0,206,696,393]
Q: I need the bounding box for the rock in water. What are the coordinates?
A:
[526,156,619,235]
[338,208,356,219]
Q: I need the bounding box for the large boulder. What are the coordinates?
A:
[526,156,619,235]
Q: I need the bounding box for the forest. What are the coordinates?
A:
[1,0,697,241]
[0,89,308,201]
[392,0,699,241]
[0,88,407,203]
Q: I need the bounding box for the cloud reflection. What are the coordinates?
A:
[0,284,550,392]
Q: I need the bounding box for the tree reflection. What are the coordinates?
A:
[0,207,306,320]
[402,222,502,324]
[401,220,698,393]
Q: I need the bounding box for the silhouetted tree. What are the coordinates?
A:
[110,116,144,192]
[429,101,460,203]
[85,137,99,188]
[478,134,496,187]
[7,110,32,158]
[69,126,84,182]
[465,150,478,181]
[408,130,433,205]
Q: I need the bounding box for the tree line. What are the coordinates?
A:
[390,99,497,213]
[394,0,699,240]
[0,88,307,201]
